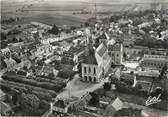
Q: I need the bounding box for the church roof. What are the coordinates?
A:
[96,43,107,57]
[83,48,97,65]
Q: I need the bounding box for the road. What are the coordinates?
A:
[57,74,108,99]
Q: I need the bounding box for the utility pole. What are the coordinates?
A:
[148,76,155,94]
[68,84,71,98]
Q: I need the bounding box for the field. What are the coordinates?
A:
[1,0,168,27]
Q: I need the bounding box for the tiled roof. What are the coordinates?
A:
[98,33,107,40]
[50,41,60,46]
[96,43,107,57]
[111,97,123,111]
[142,54,168,62]
[108,43,121,51]
[68,46,85,54]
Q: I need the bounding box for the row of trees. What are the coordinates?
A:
[4,88,50,116]
[47,24,59,35]
[1,17,18,24]
[2,73,65,93]
[1,80,53,102]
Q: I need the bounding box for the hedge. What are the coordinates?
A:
[57,68,76,79]
[0,80,56,97]
[30,76,66,88]
[0,81,53,101]
[2,73,65,92]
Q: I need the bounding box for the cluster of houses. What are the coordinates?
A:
[51,92,145,117]
[1,8,168,116]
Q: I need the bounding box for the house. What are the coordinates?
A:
[108,43,123,65]
[52,100,69,115]
[1,48,10,56]
[103,97,124,116]
[44,55,61,64]
[81,43,111,83]
[146,48,168,56]
[75,94,124,117]
[52,97,79,115]
[34,44,53,57]
[4,57,17,69]
[31,21,52,29]
[97,32,109,45]
[36,65,55,76]
[64,45,86,63]
[138,22,153,28]
[140,54,168,70]
[93,32,110,47]
[124,45,148,60]
[74,92,92,111]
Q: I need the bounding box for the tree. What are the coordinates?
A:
[88,93,99,107]
[61,57,68,64]
[123,52,127,60]
[137,84,142,90]
[12,37,18,43]
[77,62,82,74]
[1,32,7,40]
[103,82,111,91]
[12,55,21,63]
[159,64,167,79]
[20,94,40,115]
[93,38,99,48]
[70,26,76,30]
[48,24,59,35]
[48,73,54,79]
[39,100,50,109]
[0,57,7,69]
[57,68,75,79]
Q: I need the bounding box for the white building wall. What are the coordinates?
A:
[109,44,123,65]
[81,64,101,82]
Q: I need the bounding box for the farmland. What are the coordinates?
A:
[2,0,168,27]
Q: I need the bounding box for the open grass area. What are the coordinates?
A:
[2,0,168,27]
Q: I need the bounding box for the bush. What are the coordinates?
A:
[115,81,148,97]
[39,100,50,109]
[57,68,76,79]
[47,24,59,35]
[120,78,134,86]
[33,91,53,102]
[20,94,40,115]
[0,85,11,93]
[103,82,111,91]
[34,108,48,116]
[2,73,65,93]
[0,79,56,97]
